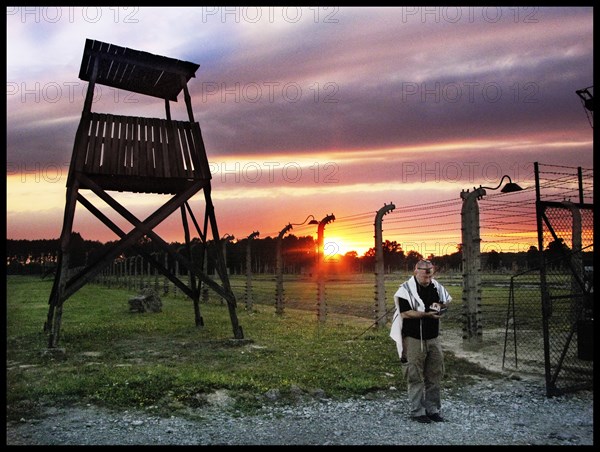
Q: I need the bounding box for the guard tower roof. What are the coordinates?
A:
[78,38,200,102]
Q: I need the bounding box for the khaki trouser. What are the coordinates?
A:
[402,336,444,417]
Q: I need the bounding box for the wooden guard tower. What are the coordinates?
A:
[45,39,244,347]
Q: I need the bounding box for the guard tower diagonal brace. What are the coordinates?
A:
[45,39,243,347]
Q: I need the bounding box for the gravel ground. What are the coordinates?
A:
[6,330,594,446]
[6,373,593,445]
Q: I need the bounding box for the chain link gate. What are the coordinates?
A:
[504,163,593,396]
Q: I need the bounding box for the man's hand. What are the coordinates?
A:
[425,303,446,318]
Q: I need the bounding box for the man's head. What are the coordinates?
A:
[414,259,434,286]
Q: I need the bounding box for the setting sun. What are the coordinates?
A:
[322,237,363,259]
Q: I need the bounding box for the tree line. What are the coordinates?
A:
[6,233,575,277]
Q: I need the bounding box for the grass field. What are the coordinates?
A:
[7,273,506,421]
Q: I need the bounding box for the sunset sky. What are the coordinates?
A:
[6,6,594,257]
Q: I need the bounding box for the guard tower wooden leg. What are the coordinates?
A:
[181,204,203,327]
[46,183,80,348]
[204,187,244,339]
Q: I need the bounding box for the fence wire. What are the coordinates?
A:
[503,163,594,397]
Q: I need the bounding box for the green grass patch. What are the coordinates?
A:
[7,275,502,421]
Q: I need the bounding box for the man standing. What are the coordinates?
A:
[390,259,452,424]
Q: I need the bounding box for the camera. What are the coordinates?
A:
[429,305,447,315]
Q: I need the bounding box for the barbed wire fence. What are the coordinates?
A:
[86,163,592,394]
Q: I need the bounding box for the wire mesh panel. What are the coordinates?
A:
[539,216,593,395]
[503,270,545,374]
[534,163,594,396]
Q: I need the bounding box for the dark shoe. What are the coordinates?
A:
[427,412,444,422]
[412,415,432,423]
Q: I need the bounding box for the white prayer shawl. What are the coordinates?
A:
[389,277,452,359]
